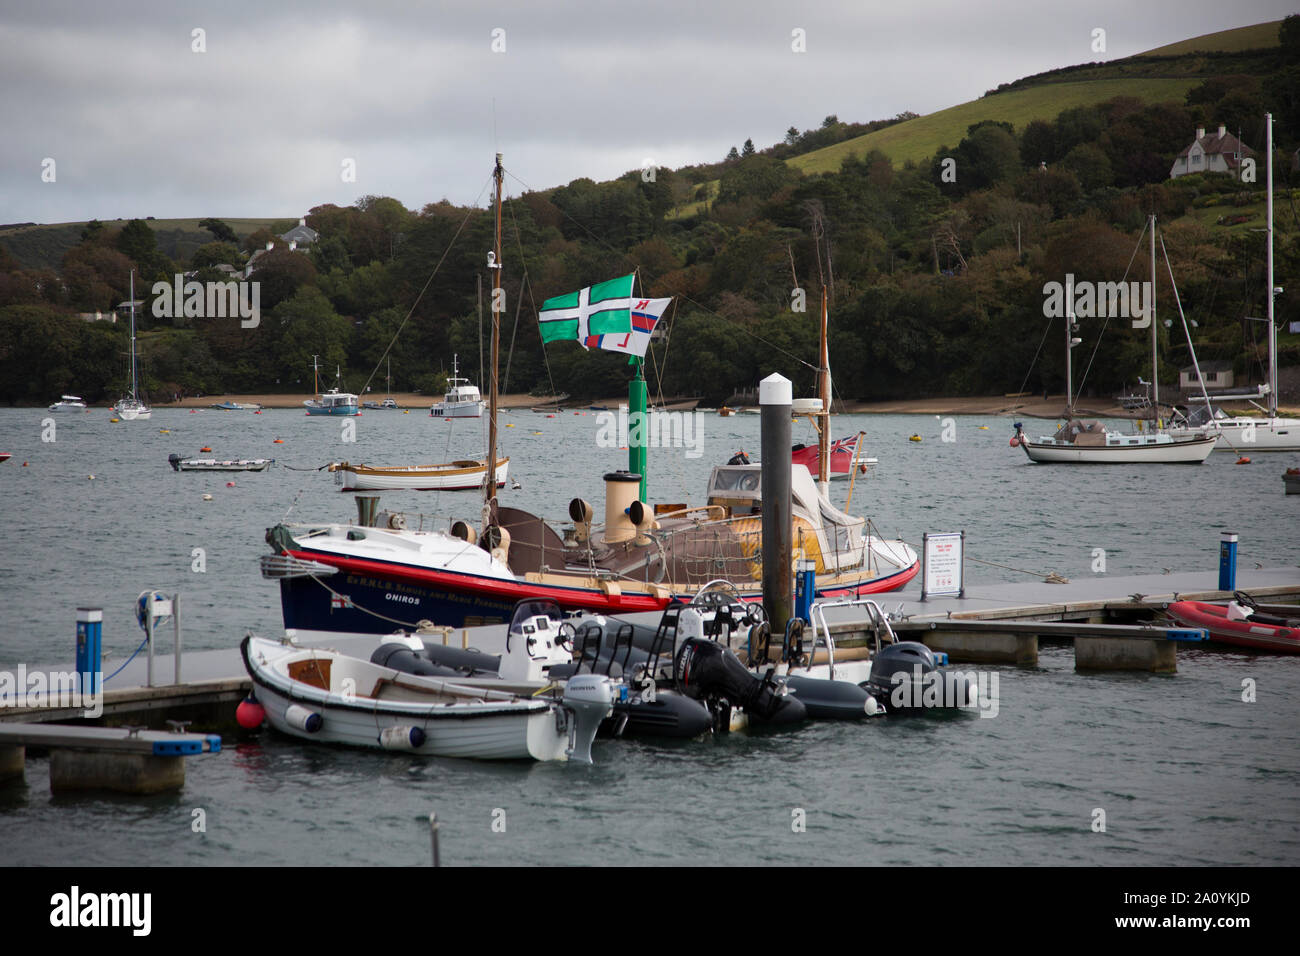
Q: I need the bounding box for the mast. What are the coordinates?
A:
[1065,281,1074,420]
[311,354,320,398]
[1267,113,1277,419]
[485,153,503,522]
[1150,214,1160,429]
[817,285,830,492]
[129,270,137,401]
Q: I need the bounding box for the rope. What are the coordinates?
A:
[355,175,493,398]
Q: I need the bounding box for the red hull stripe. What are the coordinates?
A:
[286,547,918,610]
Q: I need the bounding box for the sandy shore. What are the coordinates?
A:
[56,392,1300,420]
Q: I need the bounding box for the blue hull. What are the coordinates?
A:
[278,571,519,633]
[306,406,359,416]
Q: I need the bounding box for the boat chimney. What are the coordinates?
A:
[602,471,641,544]
[355,495,379,527]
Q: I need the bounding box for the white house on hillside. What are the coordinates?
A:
[1169,126,1255,179]
[279,218,318,246]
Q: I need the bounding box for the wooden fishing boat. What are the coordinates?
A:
[329,458,508,491]
[240,634,614,762]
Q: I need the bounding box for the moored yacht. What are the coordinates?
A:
[430,354,485,418]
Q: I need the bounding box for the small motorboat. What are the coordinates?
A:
[372,599,714,741]
[241,634,615,762]
[48,395,87,412]
[209,401,264,410]
[0,453,10,464]
[1285,468,1300,495]
[1167,594,1300,653]
[169,454,274,472]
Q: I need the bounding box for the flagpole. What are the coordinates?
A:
[630,357,648,502]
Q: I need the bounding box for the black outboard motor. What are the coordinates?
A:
[727,450,751,465]
[674,638,806,729]
[866,641,976,713]
[168,453,182,471]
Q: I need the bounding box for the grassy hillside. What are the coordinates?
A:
[0,217,287,271]
[1141,20,1281,56]
[788,78,1200,174]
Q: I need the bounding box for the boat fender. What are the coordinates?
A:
[449,520,476,543]
[388,513,406,530]
[379,725,426,751]
[235,695,266,730]
[284,704,323,733]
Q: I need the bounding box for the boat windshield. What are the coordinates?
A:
[507,599,563,638]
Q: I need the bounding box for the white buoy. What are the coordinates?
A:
[202,493,213,501]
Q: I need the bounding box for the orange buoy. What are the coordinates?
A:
[273,438,284,444]
[1010,437,1019,447]
[201,446,212,452]
[1236,456,1251,465]
[226,481,235,487]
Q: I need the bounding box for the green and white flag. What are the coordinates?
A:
[538,274,636,348]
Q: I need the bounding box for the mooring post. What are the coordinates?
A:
[429,811,441,867]
[1218,531,1238,592]
[75,607,102,697]
[760,373,793,629]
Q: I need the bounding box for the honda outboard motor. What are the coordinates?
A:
[674,638,806,728]
[562,674,616,764]
[867,641,977,713]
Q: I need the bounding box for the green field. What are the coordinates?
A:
[0,217,288,271]
[787,78,1202,174]
[1140,20,1280,56]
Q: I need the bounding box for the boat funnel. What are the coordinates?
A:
[355,495,380,527]
[602,471,641,544]
[568,498,594,543]
[562,674,616,764]
[450,520,476,544]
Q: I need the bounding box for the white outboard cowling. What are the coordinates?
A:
[561,674,616,764]
[379,632,425,652]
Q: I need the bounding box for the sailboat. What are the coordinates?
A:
[303,356,359,416]
[362,357,401,409]
[263,155,917,638]
[1012,215,1216,463]
[1166,114,1299,452]
[114,272,151,420]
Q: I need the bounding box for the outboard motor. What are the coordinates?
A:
[561,674,616,764]
[674,638,806,729]
[867,641,977,713]
[168,453,182,471]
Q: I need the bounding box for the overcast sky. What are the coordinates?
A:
[0,1,1291,225]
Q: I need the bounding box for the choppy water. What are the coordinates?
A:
[1,405,1298,865]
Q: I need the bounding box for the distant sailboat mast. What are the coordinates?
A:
[1267,112,1277,419]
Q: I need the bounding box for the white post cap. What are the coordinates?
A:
[76,608,103,622]
[759,373,792,406]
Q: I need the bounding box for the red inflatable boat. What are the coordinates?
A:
[1167,598,1300,654]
